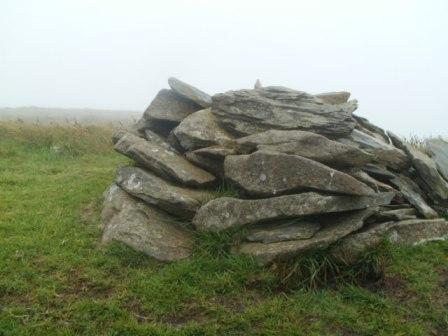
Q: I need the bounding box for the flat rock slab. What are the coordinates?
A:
[374,208,417,221]
[426,138,448,182]
[116,166,213,219]
[168,77,212,108]
[224,151,375,197]
[338,129,409,171]
[315,91,350,104]
[403,145,448,201]
[142,128,178,152]
[236,130,373,167]
[143,89,201,130]
[247,219,321,243]
[212,86,357,137]
[331,218,448,265]
[389,174,438,219]
[113,132,216,187]
[236,207,378,265]
[101,184,193,261]
[185,146,236,179]
[173,109,234,151]
[193,191,394,232]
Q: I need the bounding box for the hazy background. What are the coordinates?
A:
[1,0,447,136]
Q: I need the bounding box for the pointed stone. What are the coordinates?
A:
[168,77,212,108]
[236,130,373,167]
[224,151,375,197]
[247,219,321,243]
[236,207,378,265]
[113,132,216,187]
[101,184,193,262]
[315,91,350,104]
[116,166,213,219]
[193,191,394,232]
[254,79,262,89]
[143,89,201,133]
[212,87,357,137]
[173,109,235,151]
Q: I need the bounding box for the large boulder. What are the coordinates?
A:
[173,109,234,151]
[211,87,357,137]
[193,191,394,232]
[236,207,378,265]
[113,132,216,187]
[168,77,212,108]
[101,184,194,261]
[236,130,373,167]
[224,151,375,197]
[116,166,213,219]
[331,218,448,265]
[143,89,201,134]
[425,138,448,182]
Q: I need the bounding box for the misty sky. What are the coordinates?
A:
[1,0,447,137]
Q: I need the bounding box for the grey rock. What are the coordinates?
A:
[113,132,216,187]
[426,138,448,181]
[185,146,237,178]
[224,151,375,197]
[236,130,373,167]
[362,164,396,180]
[236,207,378,265]
[116,166,213,219]
[389,174,438,219]
[212,86,357,137]
[402,144,448,201]
[247,219,321,243]
[354,116,391,144]
[101,184,193,261]
[345,169,395,193]
[375,208,417,221]
[331,218,448,265]
[143,89,201,133]
[193,191,394,232]
[338,129,409,171]
[173,109,235,151]
[168,77,212,108]
[142,129,177,152]
[315,91,350,104]
[254,79,262,89]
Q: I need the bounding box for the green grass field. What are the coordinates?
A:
[0,122,447,335]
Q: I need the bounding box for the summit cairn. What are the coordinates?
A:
[102,78,448,264]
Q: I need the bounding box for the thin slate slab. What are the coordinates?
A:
[116,166,213,219]
[193,191,394,232]
[315,91,351,104]
[168,77,212,108]
[236,130,373,167]
[426,138,448,182]
[331,218,448,265]
[246,219,321,243]
[113,132,216,187]
[101,184,193,261]
[236,207,379,265]
[224,151,375,197]
[173,109,235,151]
[211,86,357,137]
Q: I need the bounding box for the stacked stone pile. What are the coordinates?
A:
[101,78,448,265]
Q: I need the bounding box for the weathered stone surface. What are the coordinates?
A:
[426,138,448,182]
[236,207,378,265]
[388,174,438,219]
[236,130,373,167]
[374,208,417,221]
[168,77,212,108]
[142,129,177,152]
[254,79,262,89]
[362,164,396,180]
[247,219,321,243]
[315,91,350,104]
[193,191,394,232]
[101,184,193,261]
[224,151,375,197]
[331,218,448,264]
[113,132,216,187]
[116,166,212,218]
[185,146,236,178]
[354,116,391,144]
[339,129,409,171]
[173,109,234,151]
[143,89,201,132]
[212,87,357,137]
[345,169,395,193]
[403,145,448,201]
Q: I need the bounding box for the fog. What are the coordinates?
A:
[1,0,447,136]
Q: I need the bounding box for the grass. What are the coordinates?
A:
[1,122,448,335]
